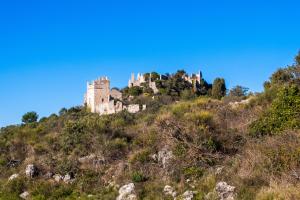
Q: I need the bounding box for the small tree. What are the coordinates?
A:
[295,50,300,65]
[59,108,68,116]
[128,86,143,96]
[229,85,249,97]
[22,111,38,124]
[211,78,226,99]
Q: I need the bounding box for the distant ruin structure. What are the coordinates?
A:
[128,72,159,94]
[84,76,145,115]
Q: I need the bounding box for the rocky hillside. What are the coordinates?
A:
[1,53,300,200]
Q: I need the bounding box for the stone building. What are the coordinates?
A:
[183,71,202,91]
[84,76,146,115]
[183,71,202,84]
[128,72,159,94]
[84,77,123,115]
[128,73,146,87]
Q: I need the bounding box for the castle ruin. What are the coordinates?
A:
[128,73,159,94]
[84,76,146,115]
[84,70,202,115]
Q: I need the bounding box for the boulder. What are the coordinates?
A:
[216,182,235,200]
[127,104,140,113]
[158,147,174,169]
[63,173,75,184]
[116,183,137,200]
[181,191,194,200]
[19,191,29,199]
[25,164,37,178]
[8,174,19,181]
[53,174,63,182]
[215,166,224,175]
[163,185,177,198]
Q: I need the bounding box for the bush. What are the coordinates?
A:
[131,171,147,183]
[250,85,300,136]
[184,111,213,127]
[183,166,204,179]
[128,86,143,96]
[22,111,39,124]
[130,149,151,164]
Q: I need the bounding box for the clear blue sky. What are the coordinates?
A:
[0,0,300,127]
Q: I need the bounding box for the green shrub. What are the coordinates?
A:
[171,102,191,116]
[203,137,221,152]
[106,138,128,151]
[22,111,39,124]
[183,166,204,179]
[184,111,213,127]
[173,143,187,157]
[130,149,151,164]
[250,85,300,136]
[131,171,147,183]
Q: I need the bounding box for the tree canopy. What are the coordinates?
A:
[22,111,39,124]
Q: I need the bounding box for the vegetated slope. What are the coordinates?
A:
[1,56,300,199]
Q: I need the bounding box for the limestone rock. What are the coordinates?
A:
[150,154,158,161]
[158,147,174,169]
[216,182,235,200]
[19,191,29,199]
[78,154,96,164]
[181,191,194,200]
[215,166,224,175]
[163,185,177,198]
[53,174,63,182]
[25,164,37,178]
[116,183,137,200]
[63,173,75,184]
[8,174,19,181]
[127,104,140,113]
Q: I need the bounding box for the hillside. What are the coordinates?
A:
[1,53,300,200]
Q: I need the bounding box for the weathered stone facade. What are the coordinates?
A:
[84,77,111,113]
[84,76,146,115]
[128,72,159,94]
[183,71,202,84]
[128,73,146,88]
[84,77,123,115]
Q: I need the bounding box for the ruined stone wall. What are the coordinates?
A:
[111,89,122,100]
[86,77,110,113]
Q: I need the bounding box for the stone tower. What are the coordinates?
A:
[85,77,110,113]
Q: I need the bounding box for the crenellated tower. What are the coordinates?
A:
[85,77,110,113]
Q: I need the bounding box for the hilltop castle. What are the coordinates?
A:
[84,77,123,115]
[84,76,146,115]
[84,70,202,115]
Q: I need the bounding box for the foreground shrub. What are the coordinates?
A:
[131,171,147,183]
[250,85,300,136]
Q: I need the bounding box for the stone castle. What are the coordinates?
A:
[128,72,159,94]
[84,71,201,115]
[84,76,146,115]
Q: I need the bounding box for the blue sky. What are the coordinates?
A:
[0,0,300,127]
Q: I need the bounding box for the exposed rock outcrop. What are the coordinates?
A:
[116,183,137,200]
[157,147,174,169]
[25,164,37,178]
[181,190,195,200]
[63,173,75,184]
[53,174,63,182]
[163,185,177,198]
[216,182,235,200]
[8,174,19,181]
[19,191,29,199]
